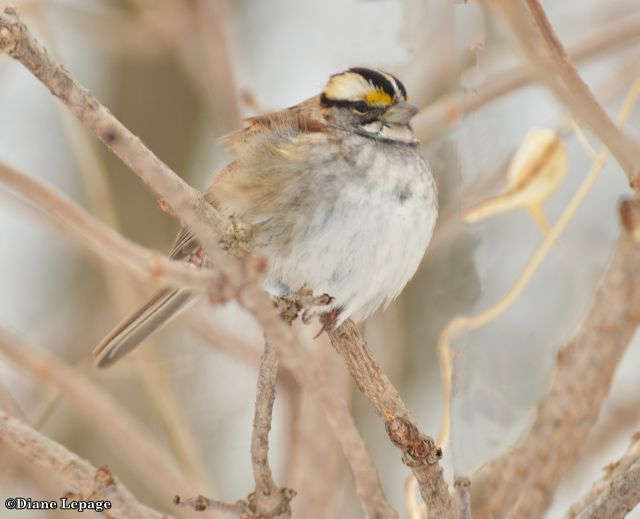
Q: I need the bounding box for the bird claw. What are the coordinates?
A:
[273,290,335,328]
[312,308,341,338]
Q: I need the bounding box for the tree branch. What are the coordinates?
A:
[414,10,640,142]
[251,340,279,496]
[328,321,454,518]
[0,409,170,519]
[493,0,640,189]
[472,197,640,518]
[0,161,229,293]
[248,339,295,517]
[174,494,249,515]
[565,432,640,519]
[0,5,238,274]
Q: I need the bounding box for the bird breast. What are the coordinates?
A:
[210,124,437,322]
[249,131,438,323]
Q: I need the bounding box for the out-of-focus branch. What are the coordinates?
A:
[472,197,640,518]
[0,409,171,519]
[0,161,228,293]
[0,381,25,420]
[285,338,348,517]
[248,339,295,517]
[193,0,242,129]
[329,321,454,518]
[415,10,640,141]
[565,432,640,519]
[309,349,397,518]
[454,477,471,519]
[493,1,640,189]
[133,0,241,130]
[0,327,198,509]
[185,311,262,369]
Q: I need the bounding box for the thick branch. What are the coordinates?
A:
[0,161,228,293]
[494,1,640,189]
[472,198,640,518]
[565,433,640,519]
[328,321,454,518]
[415,11,640,141]
[0,409,170,519]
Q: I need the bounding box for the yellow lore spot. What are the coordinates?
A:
[364,89,393,106]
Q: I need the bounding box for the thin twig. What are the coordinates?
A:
[174,494,248,516]
[472,197,640,518]
[329,321,454,518]
[248,339,295,517]
[564,432,640,519]
[251,340,279,495]
[493,0,640,188]
[0,409,171,519]
[414,10,640,141]
[0,161,227,293]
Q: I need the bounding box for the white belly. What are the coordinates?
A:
[263,138,437,323]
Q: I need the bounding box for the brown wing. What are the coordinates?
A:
[219,95,328,157]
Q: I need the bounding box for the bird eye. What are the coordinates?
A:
[353,101,368,114]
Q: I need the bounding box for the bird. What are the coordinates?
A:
[93,67,438,368]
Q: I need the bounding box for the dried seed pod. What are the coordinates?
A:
[464,127,568,233]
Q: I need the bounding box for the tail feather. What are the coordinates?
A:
[93,288,198,368]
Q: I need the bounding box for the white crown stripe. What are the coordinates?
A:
[377,70,401,99]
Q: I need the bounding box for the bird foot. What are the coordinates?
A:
[273,288,335,326]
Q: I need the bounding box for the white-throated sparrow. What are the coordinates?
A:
[94,67,438,367]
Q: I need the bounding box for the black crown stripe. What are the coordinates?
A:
[348,67,397,99]
[396,77,407,99]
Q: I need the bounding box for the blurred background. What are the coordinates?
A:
[1,0,640,517]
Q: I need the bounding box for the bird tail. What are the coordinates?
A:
[93,287,198,368]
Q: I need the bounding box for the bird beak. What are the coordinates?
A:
[381,101,419,124]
